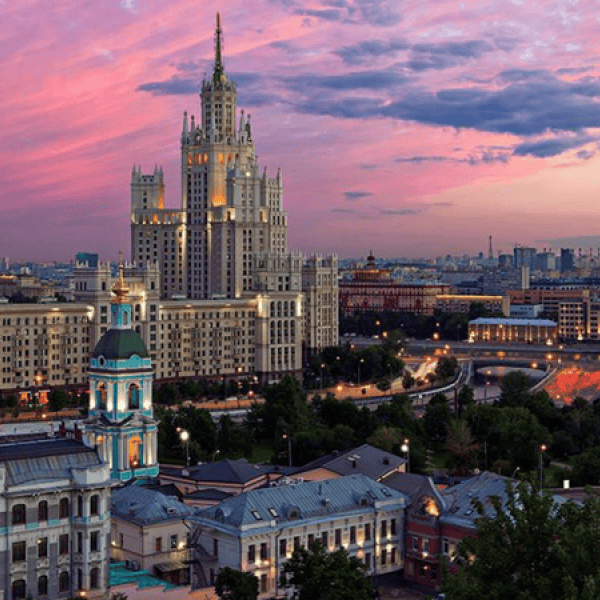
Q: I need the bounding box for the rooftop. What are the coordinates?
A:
[93,328,149,360]
[469,317,557,327]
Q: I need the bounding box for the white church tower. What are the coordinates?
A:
[84,253,159,482]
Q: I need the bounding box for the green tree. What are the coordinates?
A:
[497,371,533,408]
[424,392,453,441]
[444,481,600,600]
[457,385,475,415]
[49,389,69,412]
[446,419,480,476]
[435,356,458,381]
[281,541,373,600]
[402,370,415,390]
[215,567,258,600]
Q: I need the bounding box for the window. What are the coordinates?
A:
[308,534,315,548]
[381,520,387,538]
[364,523,371,541]
[350,526,356,545]
[321,531,328,548]
[90,567,100,590]
[247,544,256,563]
[90,531,99,552]
[365,553,371,570]
[38,537,48,558]
[213,538,218,558]
[260,542,268,560]
[12,541,26,562]
[12,580,26,600]
[155,537,163,552]
[391,548,397,564]
[59,534,69,555]
[293,536,300,551]
[38,500,48,522]
[59,571,69,593]
[78,532,83,553]
[12,503,26,525]
[381,548,387,565]
[335,529,342,547]
[391,518,397,535]
[170,534,178,550]
[90,494,99,516]
[59,498,70,519]
[38,575,48,596]
[128,383,141,409]
[279,539,287,558]
[77,495,83,517]
[423,538,430,554]
[260,574,269,593]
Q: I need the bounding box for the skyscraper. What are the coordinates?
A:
[130,14,338,368]
[132,14,295,301]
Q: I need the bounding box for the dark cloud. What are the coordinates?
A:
[137,77,198,95]
[493,37,522,52]
[273,0,400,27]
[394,150,510,166]
[513,135,597,158]
[412,40,493,58]
[335,38,410,65]
[344,190,373,200]
[357,163,381,170]
[497,69,553,82]
[294,8,343,20]
[284,70,410,91]
[378,208,420,215]
[290,74,600,137]
[557,66,595,75]
[576,149,596,160]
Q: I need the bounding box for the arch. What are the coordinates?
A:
[129,435,142,468]
[96,383,107,411]
[12,579,25,600]
[128,382,141,409]
[90,567,100,590]
[123,311,129,326]
[38,575,48,596]
[59,571,70,593]
[38,500,48,522]
[12,503,26,525]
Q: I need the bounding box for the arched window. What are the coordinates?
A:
[38,500,48,522]
[90,494,100,516]
[123,311,129,326]
[128,383,141,409]
[270,302,275,317]
[12,503,26,525]
[59,571,70,593]
[129,436,141,468]
[38,575,48,596]
[59,498,70,519]
[277,301,282,317]
[90,567,100,589]
[12,579,25,599]
[96,383,107,411]
[290,301,295,315]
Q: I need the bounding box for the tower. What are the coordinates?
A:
[84,253,159,482]
[181,13,288,299]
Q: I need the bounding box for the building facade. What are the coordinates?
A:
[190,474,406,598]
[468,317,557,344]
[129,15,338,365]
[0,438,111,600]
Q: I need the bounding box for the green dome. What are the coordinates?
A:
[93,329,149,360]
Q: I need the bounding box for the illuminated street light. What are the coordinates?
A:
[539,444,547,493]
[401,438,410,473]
[180,430,190,467]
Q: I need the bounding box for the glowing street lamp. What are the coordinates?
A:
[180,430,190,467]
[539,444,547,493]
[401,438,410,473]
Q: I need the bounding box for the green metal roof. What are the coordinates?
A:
[93,329,149,360]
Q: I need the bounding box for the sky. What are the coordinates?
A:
[3,0,600,261]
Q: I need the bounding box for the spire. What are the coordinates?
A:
[182,110,188,138]
[112,251,130,305]
[213,13,226,85]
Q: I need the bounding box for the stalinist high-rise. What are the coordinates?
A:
[131,14,338,370]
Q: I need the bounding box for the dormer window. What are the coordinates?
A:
[251,510,262,521]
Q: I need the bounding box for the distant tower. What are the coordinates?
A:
[84,253,159,482]
[488,236,493,260]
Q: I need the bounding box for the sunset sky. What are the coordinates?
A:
[3,0,600,261]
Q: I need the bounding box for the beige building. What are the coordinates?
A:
[468,317,557,344]
[435,294,504,315]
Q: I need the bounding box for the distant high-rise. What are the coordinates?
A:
[513,246,536,270]
[560,248,575,273]
[130,14,338,369]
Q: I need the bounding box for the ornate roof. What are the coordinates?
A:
[93,328,148,360]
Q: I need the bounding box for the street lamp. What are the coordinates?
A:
[358,358,364,386]
[283,434,292,467]
[320,363,325,392]
[539,444,547,492]
[401,438,410,473]
[180,430,190,467]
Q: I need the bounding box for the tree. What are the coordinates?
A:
[443,481,600,600]
[49,389,69,413]
[435,356,458,381]
[446,419,480,476]
[402,370,415,390]
[424,393,453,442]
[457,385,474,414]
[215,567,258,600]
[281,541,373,600]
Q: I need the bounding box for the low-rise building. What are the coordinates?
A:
[110,485,195,585]
[468,317,557,344]
[190,474,407,598]
[435,294,503,315]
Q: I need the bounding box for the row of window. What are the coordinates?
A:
[11,567,101,599]
[12,495,100,525]
[13,530,101,561]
